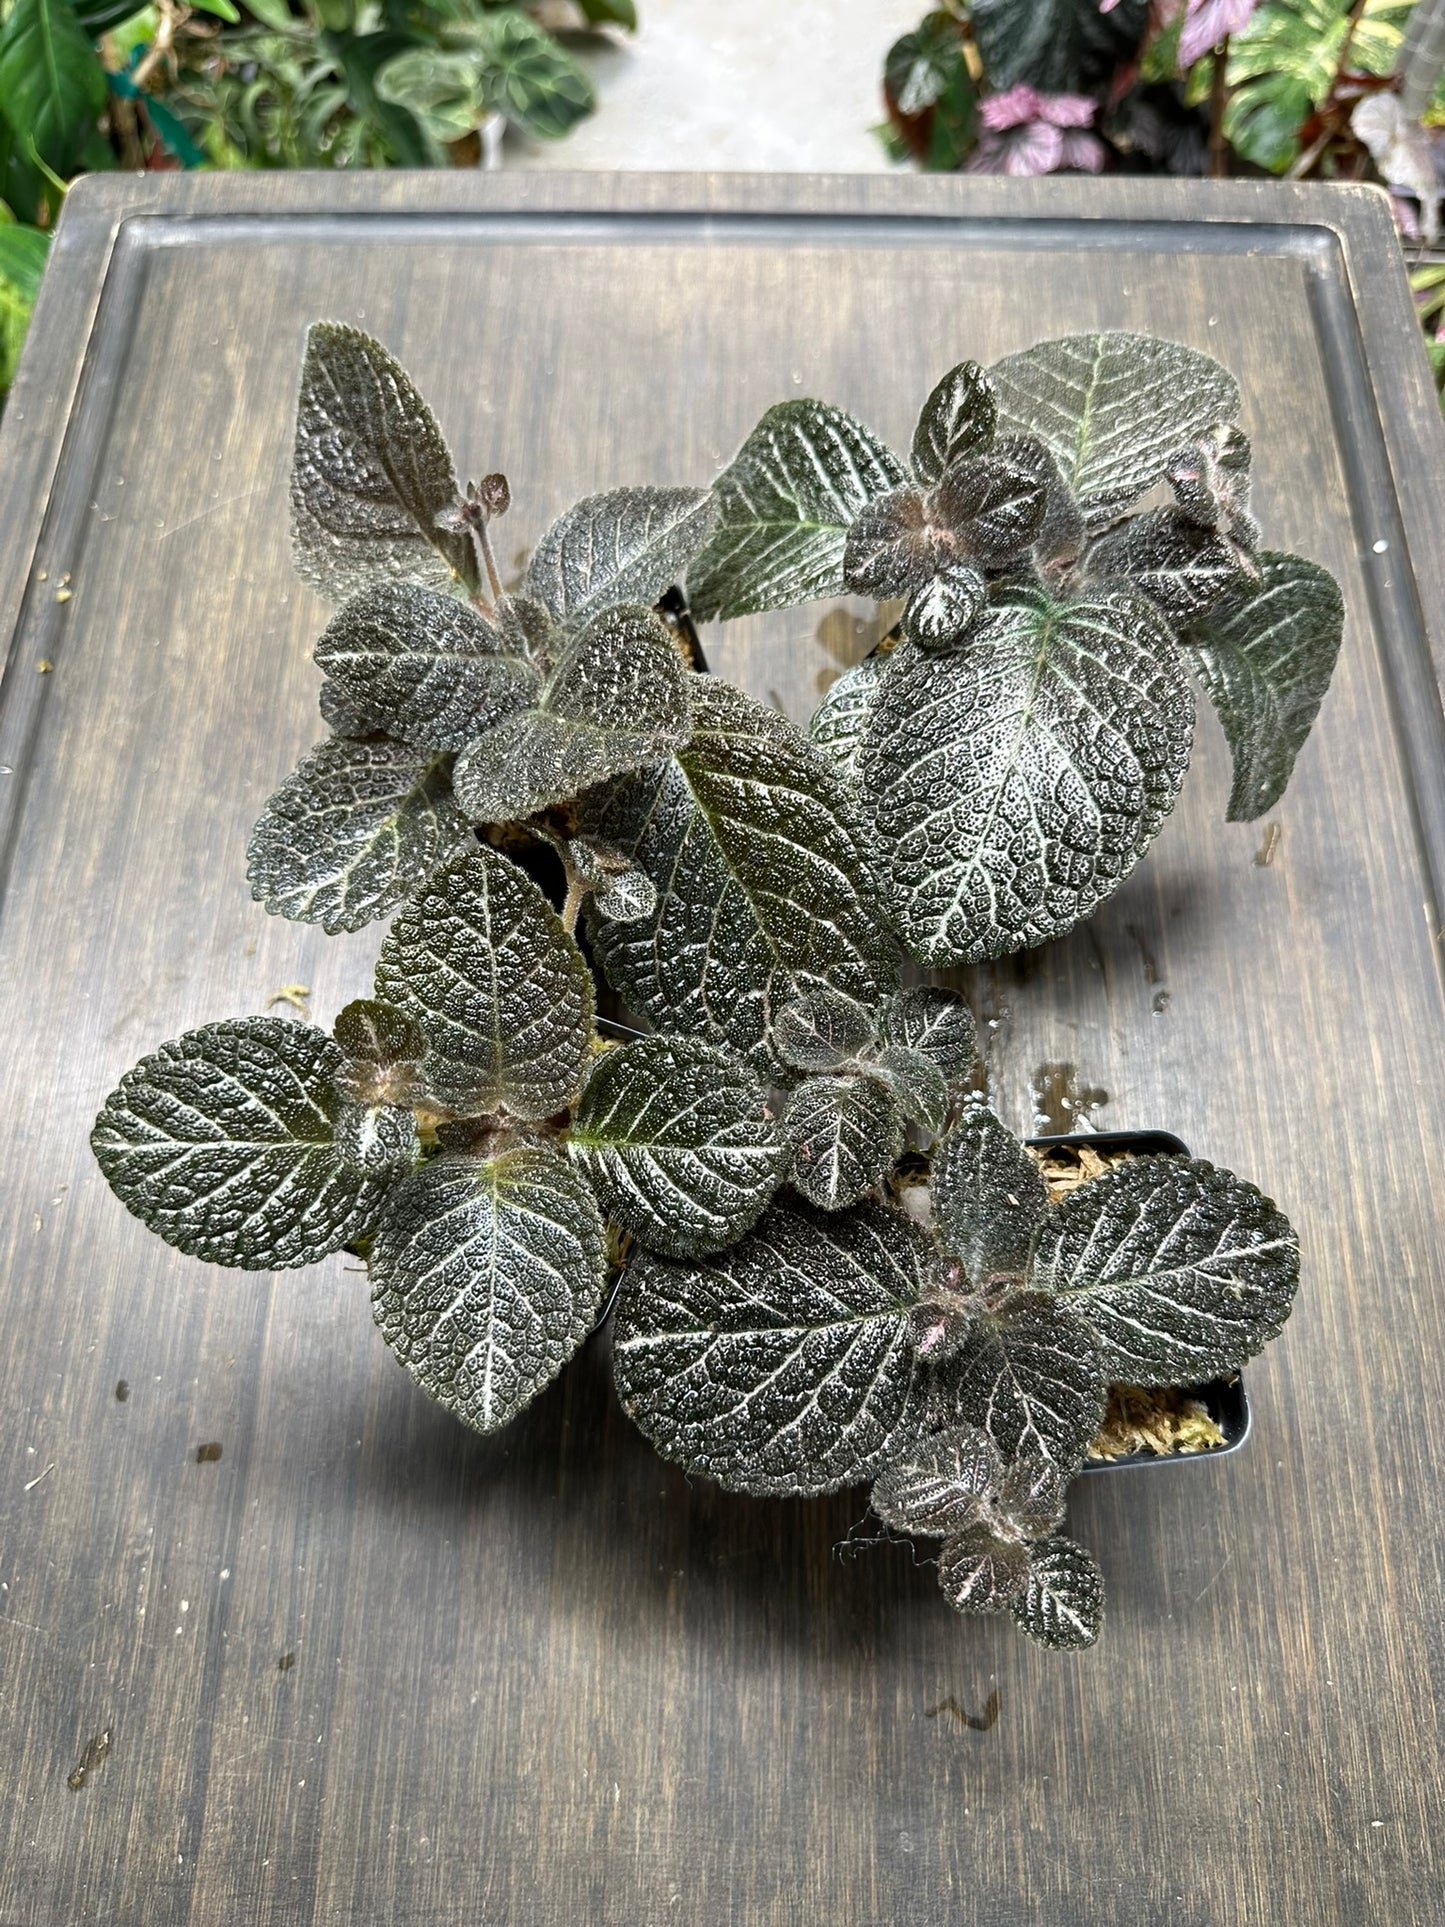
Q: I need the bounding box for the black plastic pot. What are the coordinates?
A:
[1028,1129,1252,1474]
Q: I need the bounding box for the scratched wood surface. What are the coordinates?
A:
[1,174,1443,1927]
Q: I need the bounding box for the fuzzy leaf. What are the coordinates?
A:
[247,738,470,935]
[333,998,427,1102]
[612,1196,930,1496]
[993,432,1086,568]
[870,1421,1001,1537]
[912,361,998,485]
[1091,506,1251,624]
[452,605,691,823]
[319,677,389,738]
[374,847,593,1118]
[972,0,1147,92]
[930,1291,1105,1474]
[877,986,977,1081]
[809,655,890,786]
[772,983,877,1072]
[581,678,897,1077]
[290,322,474,603]
[369,1143,606,1434]
[91,1019,388,1269]
[938,1528,1031,1614]
[568,1034,783,1257]
[783,1072,905,1211]
[988,331,1240,530]
[931,455,1047,566]
[873,1046,950,1138]
[1182,550,1344,821]
[931,1101,1048,1286]
[1032,1154,1300,1384]
[997,1455,1066,1539]
[1011,1535,1103,1650]
[524,486,718,623]
[313,584,537,751]
[688,400,908,620]
[860,589,1194,964]
[335,1101,419,1174]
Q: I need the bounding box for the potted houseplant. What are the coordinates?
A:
[90,322,1342,1651]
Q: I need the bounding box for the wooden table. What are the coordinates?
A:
[1,173,1442,1927]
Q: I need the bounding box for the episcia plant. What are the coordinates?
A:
[92,323,1328,1651]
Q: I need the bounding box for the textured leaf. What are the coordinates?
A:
[912,362,998,485]
[291,322,473,603]
[938,1527,1031,1614]
[931,455,1047,566]
[1183,550,1344,821]
[524,486,718,623]
[997,1455,1066,1539]
[335,1100,419,1174]
[809,655,890,786]
[860,589,1195,964]
[91,1019,388,1269]
[931,1101,1048,1286]
[878,986,977,1081]
[612,1196,930,1496]
[873,1046,950,1138]
[783,1073,905,1211]
[1091,507,1251,624]
[333,998,426,1104]
[992,432,1086,567]
[473,8,595,139]
[369,1143,606,1434]
[581,678,897,1077]
[930,1292,1105,1473]
[772,984,876,1073]
[313,584,537,751]
[972,0,1148,91]
[247,738,470,935]
[870,1422,1001,1537]
[902,566,987,651]
[452,605,691,823]
[569,1035,783,1257]
[319,677,389,738]
[374,847,593,1118]
[688,400,908,621]
[1032,1155,1300,1383]
[0,0,108,179]
[1011,1535,1103,1650]
[989,332,1240,529]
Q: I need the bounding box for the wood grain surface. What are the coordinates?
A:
[0,174,1442,1927]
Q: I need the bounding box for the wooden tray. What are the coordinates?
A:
[2,173,1442,1927]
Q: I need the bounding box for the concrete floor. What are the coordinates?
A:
[512,0,924,171]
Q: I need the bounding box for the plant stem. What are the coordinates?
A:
[561,876,586,935]
[470,517,504,610]
[1208,37,1231,178]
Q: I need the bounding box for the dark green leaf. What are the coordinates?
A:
[524,486,718,624]
[937,1527,1031,1614]
[989,331,1240,530]
[992,432,1086,568]
[783,1072,904,1211]
[319,677,388,738]
[930,1291,1105,1474]
[1011,1535,1104,1649]
[91,1019,388,1269]
[576,0,636,26]
[1032,1154,1300,1384]
[612,1195,930,1496]
[335,1100,418,1174]
[930,1101,1048,1286]
[903,566,987,652]
[873,1045,949,1138]
[809,654,889,787]
[884,11,968,116]
[877,985,976,1081]
[912,361,997,485]
[1182,550,1344,821]
[568,1034,783,1257]
[74,0,152,27]
[997,1454,1066,1538]
[870,1421,1001,1537]
[374,46,486,144]
[333,997,426,1103]
[452,604,692,823]
[374,846,594,1118]
[581,678,897,1078]
[861,589,1194,964]
[772,983,876,1073]
[475,8,595,139]
[313,583,537,751]
[972,0,1148,93]
[688,400,908,621]
[369,1142,606,1434]
[247,737,469,935]
[1091,506,1252,624]
[0,222,49,304]
[0,0,107,178]
[291,322,474,603]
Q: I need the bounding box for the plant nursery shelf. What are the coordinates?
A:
[1,172,1442,1927]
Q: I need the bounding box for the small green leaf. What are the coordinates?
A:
[374,46,486,143]
[0,0,108,179]
[524,486,718,624]
[877,985,976,1081]
[335,1100,418,1174]
[247,737,470,935]
[871,1422,1001,1538]
[783,1072,905,1211]
[872,1045,949,1138]
[930,1101,1048,1287]
[612,1195,930,1496]
[809,654,889,788]
[1182,550,1344,822]
[772,983,876,1073]
[369,1142,606,1434]
[885,11,970,117]
[291,322,475,604]
[988,331,1240,530]
[688,400,908,621]
[1031,1154,1300,1384]
[333,998,426,1104]
[374,846,594,1119]
[313,584,537,751]
[453,604,692,823]
[930,1291,1106,1474]
[91,1019,388,1269]
[937,1527,1031,1614]
[1011,1535,1104,1650]
[1091,506,1252,624]
[911,362,998,485]
[568,1034,784,1258]
[474,8,595,139]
